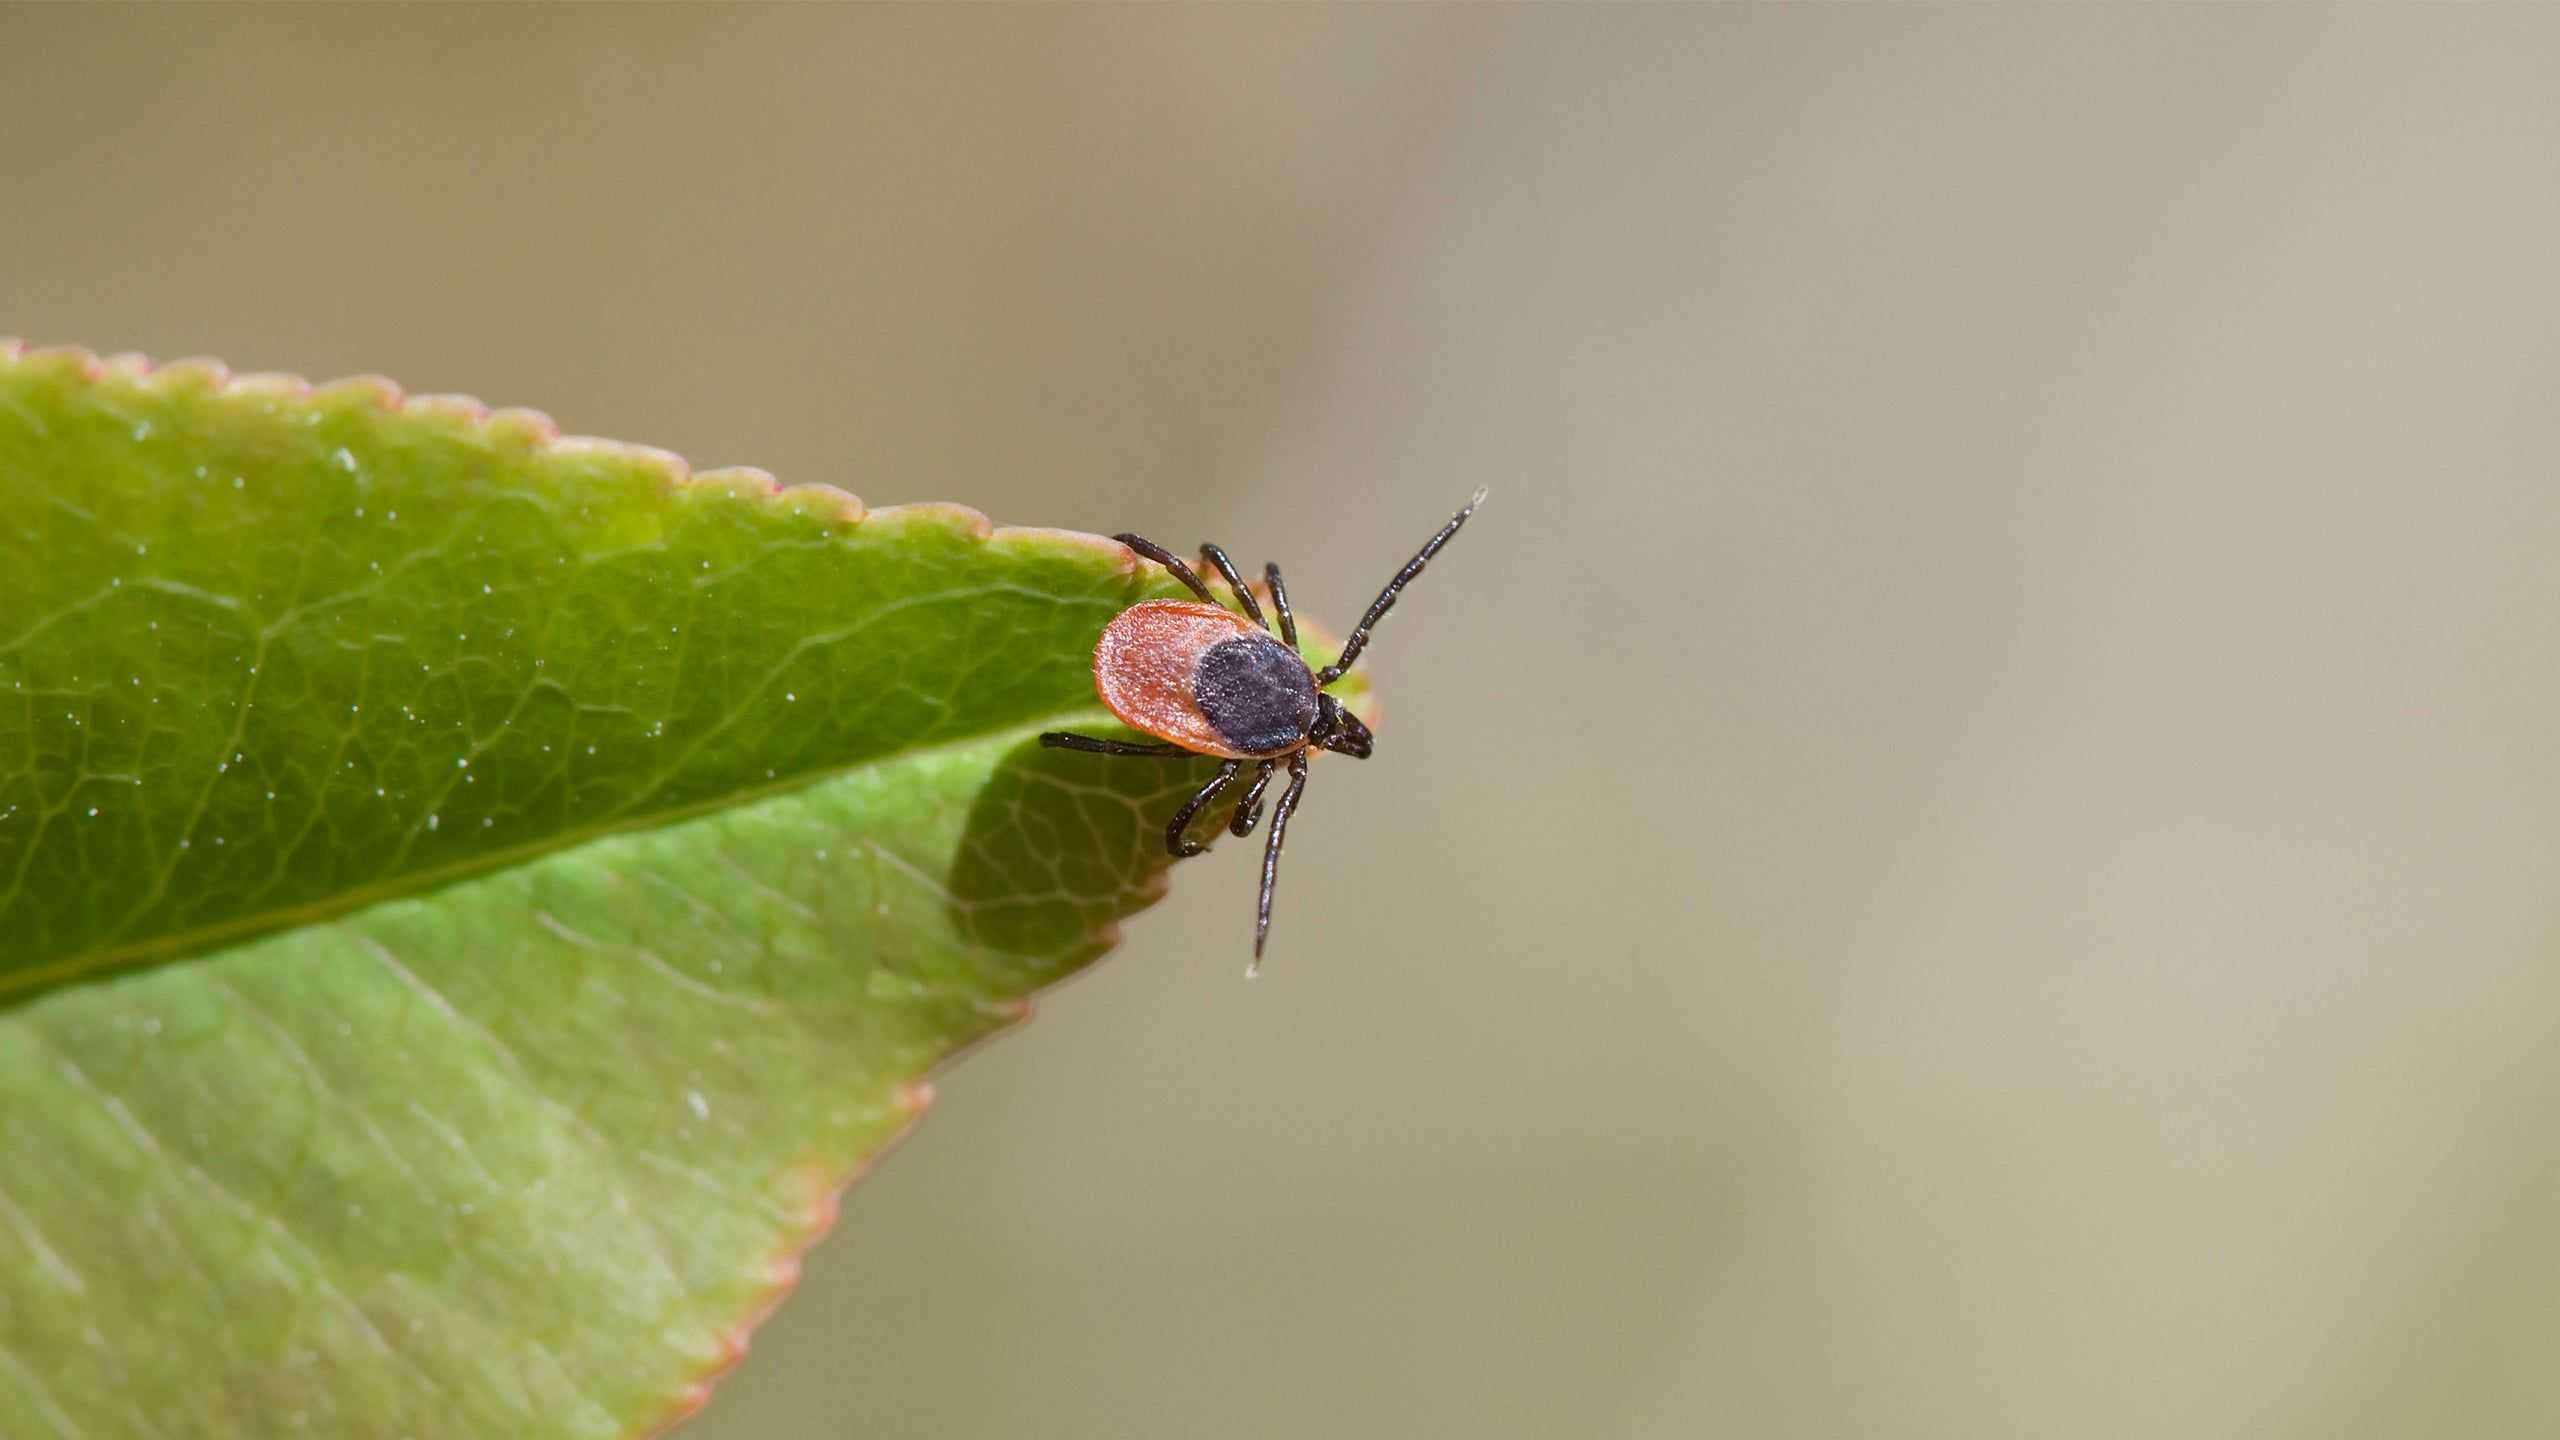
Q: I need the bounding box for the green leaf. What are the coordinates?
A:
[0,344,1367,1437]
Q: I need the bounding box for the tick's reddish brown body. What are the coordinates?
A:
[1039,488,1484,964]
[1095,599,1304,759]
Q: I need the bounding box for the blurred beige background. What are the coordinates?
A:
[10,8,2560,1438]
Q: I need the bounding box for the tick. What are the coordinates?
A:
[1041,488,1487,968]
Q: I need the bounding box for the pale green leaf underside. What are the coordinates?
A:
[0,346,1368,1437]
[0,347,1190,998]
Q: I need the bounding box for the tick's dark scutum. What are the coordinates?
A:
[1192,633,1319,755]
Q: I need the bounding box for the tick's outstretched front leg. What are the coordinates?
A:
[1318,487,1487,686]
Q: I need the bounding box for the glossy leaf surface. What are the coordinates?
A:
[0,346,1366,1437]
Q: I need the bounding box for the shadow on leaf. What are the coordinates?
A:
[946,732,1229,966]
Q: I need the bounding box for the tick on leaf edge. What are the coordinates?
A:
[1041,488,1487,973]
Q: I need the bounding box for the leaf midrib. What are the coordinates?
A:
[1,701,1130,1002]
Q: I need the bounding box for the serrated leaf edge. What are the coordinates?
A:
[5,341,1356,1435]
[0,339,1158,996]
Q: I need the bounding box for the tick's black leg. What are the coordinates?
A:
[1196,543,1269,630]
[1229,759,1277,836]
[1166,759,1242,857]
[1115,534,1218,604]
[1318,487,1488,686]
[1039,732,1191,757]
[1263,562,1297,649]
[1251,749,1313,970]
